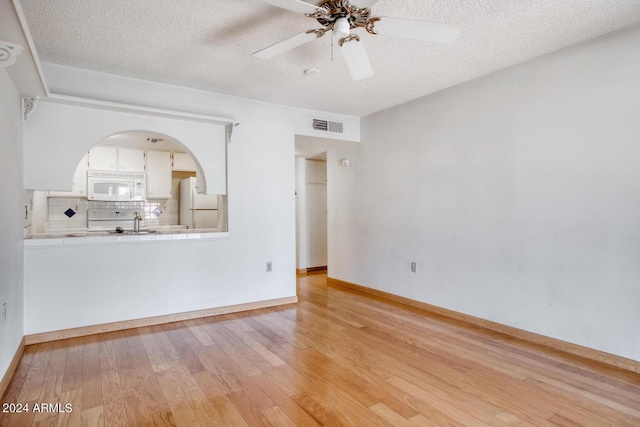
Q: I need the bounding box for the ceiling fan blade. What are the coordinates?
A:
[253,31,319,59]
[252,32,318,59]
[257,0,319,14]
[373,17,460,43]
[340,38,374,81]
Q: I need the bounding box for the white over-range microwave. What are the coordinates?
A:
[87,171,146,201]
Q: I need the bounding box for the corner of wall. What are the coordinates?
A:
[0,69,26,391]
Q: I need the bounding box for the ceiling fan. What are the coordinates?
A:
[252,0,460,81]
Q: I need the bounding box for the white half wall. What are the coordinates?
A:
[0,70,25,379]
[328,24,640,361]
[24,122,296,334]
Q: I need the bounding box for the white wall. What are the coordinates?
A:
[42,63,360,143]
[0,70,25,379]
[328,24,640,361]
[23,66,357,334]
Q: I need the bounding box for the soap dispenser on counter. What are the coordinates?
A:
[133,211,142,232]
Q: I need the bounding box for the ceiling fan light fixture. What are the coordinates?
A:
[253,0,461,82]
[333,17,350,38]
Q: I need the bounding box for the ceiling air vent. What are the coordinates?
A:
[312,118,344,134]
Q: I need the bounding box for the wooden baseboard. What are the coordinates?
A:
[0,337,25,399]
[328,277,639,374]
[25,296,298,345]
[298,267,327,276]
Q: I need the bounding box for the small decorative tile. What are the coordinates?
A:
[152,208,162,217]
[64,208,76,218]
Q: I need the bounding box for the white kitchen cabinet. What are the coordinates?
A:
[88,146,117,171]
[49,153,89,197]
[172,152,197,172]
[88,146,145,173]
[146,150,172,199]
[117,148,146,173]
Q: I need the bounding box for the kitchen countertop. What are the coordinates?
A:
[24,228,229,246]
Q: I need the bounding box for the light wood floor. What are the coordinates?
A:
[2,273,639,426]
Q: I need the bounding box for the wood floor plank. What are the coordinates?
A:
[261,405,297,427]
[137,328,172,373]
[100,369,128,427]
[97,335,117,374]
[32,374,63,423]
[43,342,68,378]
[226,389,273,427]
[292,392,341,426]
[183,320,215,347]
[200,324,265,377]
[80,406,104,427]
[18,344,52,402]
[249,374,322,426]
[4,273,639,427]
[223,323,286,367]
[111,333,139,391]
[54,388,81,427]
[183,388,222,427]
[387,375,513,427]
[155,369,202,427]
[122,385,152,426]
[149,411,176,427]
[369,402,416,427]
[207,394,251,427]
[60,351,82,394]
[149,327,182,370]
[164,328,206,375]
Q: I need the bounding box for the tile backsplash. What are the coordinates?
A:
[48,197,179,230]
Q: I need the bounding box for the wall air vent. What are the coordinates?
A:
[312,118,344,134]
[312,119,328,131]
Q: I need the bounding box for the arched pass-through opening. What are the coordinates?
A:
[31,129,227,234]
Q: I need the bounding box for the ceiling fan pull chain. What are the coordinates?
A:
[330,31,334,62]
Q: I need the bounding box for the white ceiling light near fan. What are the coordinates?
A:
[253,0,460,81]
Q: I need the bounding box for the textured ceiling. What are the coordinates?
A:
[19,0,640,117]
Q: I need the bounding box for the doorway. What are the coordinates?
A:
[295,158,327,274]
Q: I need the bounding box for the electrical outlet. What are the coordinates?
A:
[411,262,417,273]
[266,262,272,272]
[2,303,6,322]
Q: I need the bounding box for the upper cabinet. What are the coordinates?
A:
[88,146,117,171]
[146,151,172,199]
[88,146,145,172]
[172,152,197,172]
[54,147,202,200]
[118,148,146,173]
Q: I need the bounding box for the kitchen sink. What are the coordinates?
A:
[107,230,157,235]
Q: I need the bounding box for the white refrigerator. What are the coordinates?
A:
[179,177,219,229]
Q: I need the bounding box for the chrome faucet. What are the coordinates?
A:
[133,211,142,232]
